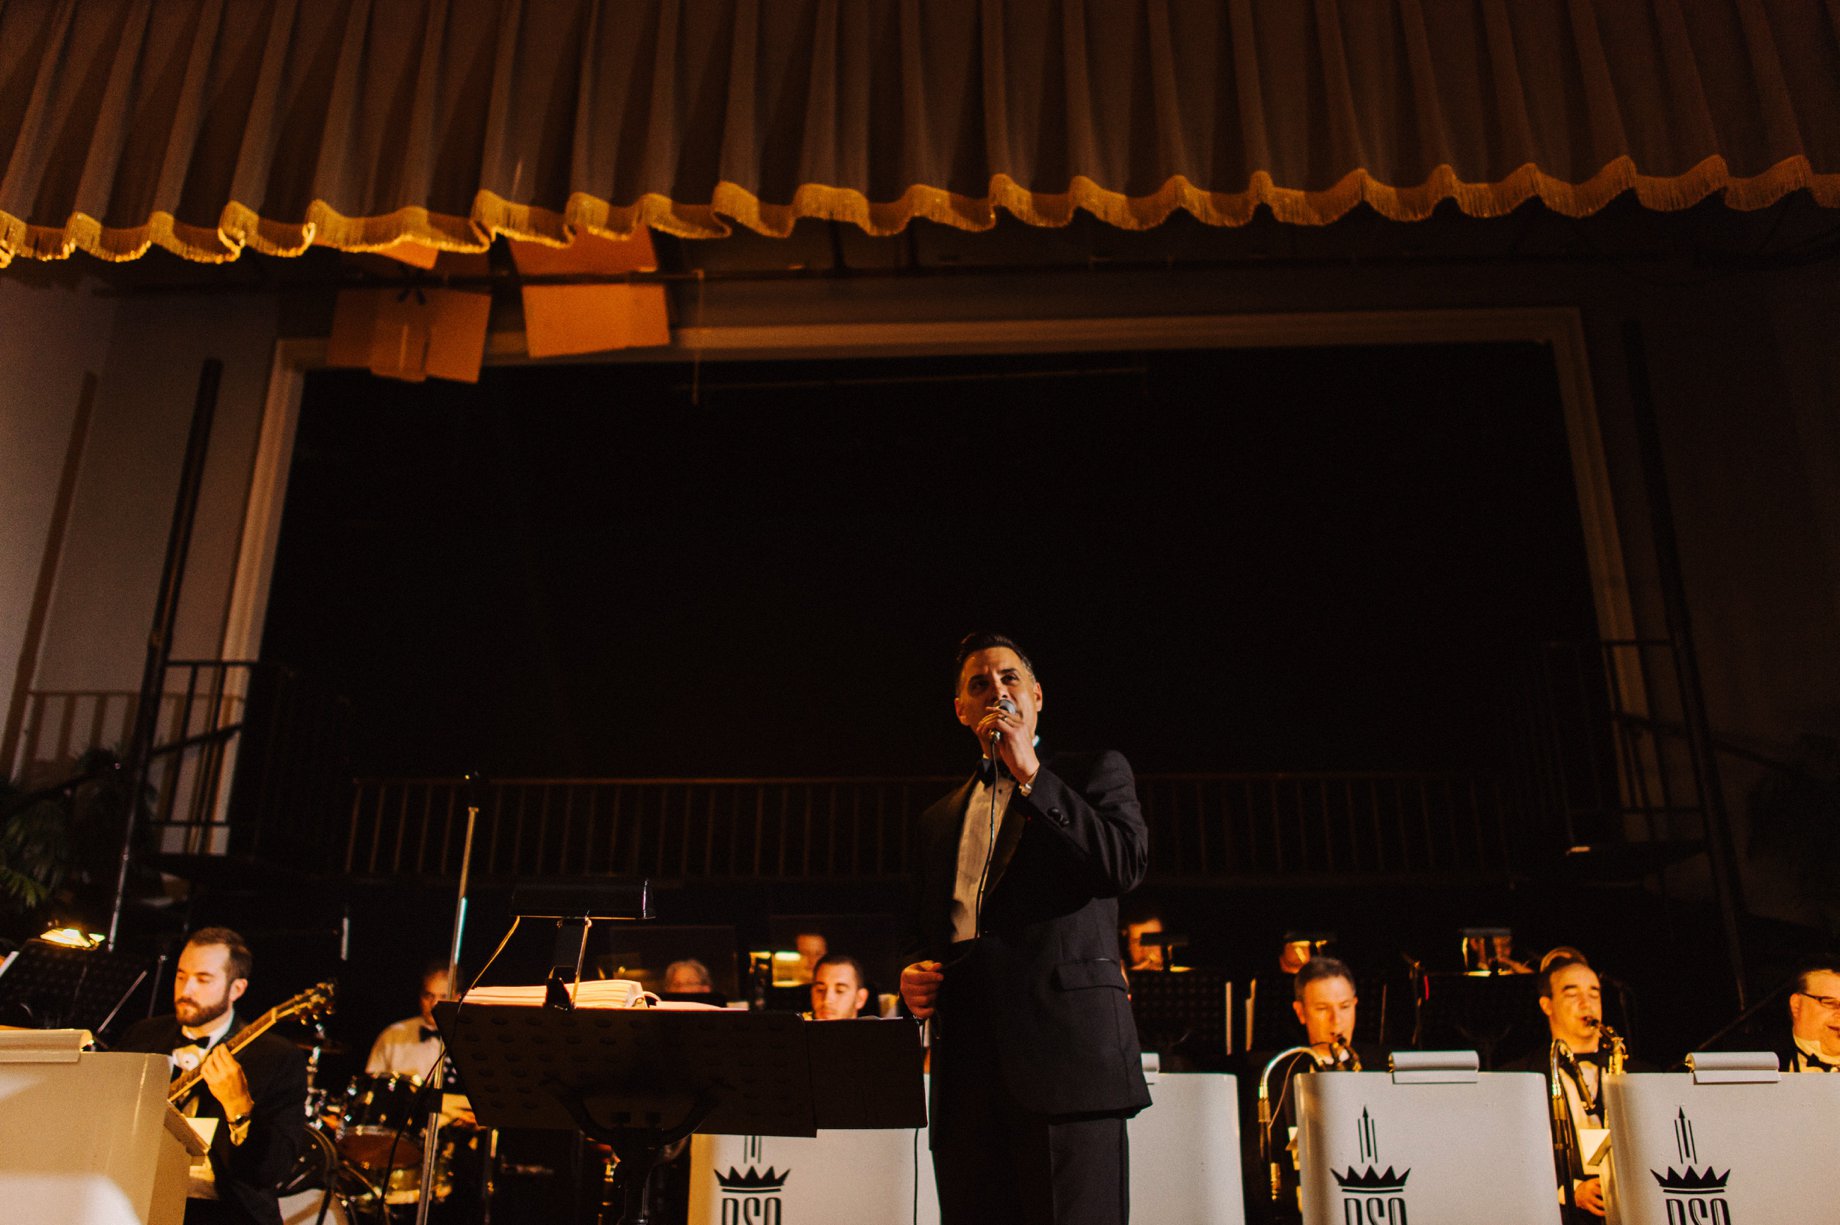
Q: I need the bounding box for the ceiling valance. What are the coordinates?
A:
[2,0,1837,266]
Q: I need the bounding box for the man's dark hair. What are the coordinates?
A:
[186,926,252,982]
[1794,961,1840,996]
[814,953,867,990]
[665,958,711,987]
[953,632,1037,693]
[1294,956,1355,1001]
[423,960,462,988]
[1538,953,1594,999]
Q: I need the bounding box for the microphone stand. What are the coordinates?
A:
[414,774,483,1225]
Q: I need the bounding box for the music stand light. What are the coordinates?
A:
[38,925,106,950]
[508,880,654,1012]
[0,936,150,1034]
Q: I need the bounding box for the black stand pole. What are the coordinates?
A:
[1622,321,1750,1011]
[414,775,483,1225]
[107,358,222,951]
[561,1092,715,1225]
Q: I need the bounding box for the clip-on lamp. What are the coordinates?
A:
[507,881,656,1010]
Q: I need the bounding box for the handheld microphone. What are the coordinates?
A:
[991,697,1018,746]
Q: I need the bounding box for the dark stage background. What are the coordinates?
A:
[112,347,1777,1222]
[264,341,1597,782]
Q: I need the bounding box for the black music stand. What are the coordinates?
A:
[0,939,149,1033]
[1412,971,1541,1067]
[437,1004,923,1225]
[1129,968,1229,1065]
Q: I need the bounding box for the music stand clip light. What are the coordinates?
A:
[506,880,654,1012]
[0,939,150,1034]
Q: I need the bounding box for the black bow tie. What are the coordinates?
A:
[975,758,1015,783]
[1802,1049,1836,1072]
[420,1026,440,1043]
[1573,1049,1609,1067]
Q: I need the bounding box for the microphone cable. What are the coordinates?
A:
[970,698,1017,936]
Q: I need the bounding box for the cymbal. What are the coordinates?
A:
[293,1036,349,1056]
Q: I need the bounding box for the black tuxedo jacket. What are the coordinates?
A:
[909,748,1151,1117]
[117,1013,309,1225]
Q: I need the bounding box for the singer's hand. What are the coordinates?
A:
[1575,1178,1606,1216]
[975,705,1040,784]
[901,960,944,1020]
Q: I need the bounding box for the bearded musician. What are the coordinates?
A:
[116,927,308,1225]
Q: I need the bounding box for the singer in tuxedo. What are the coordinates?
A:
[900,633,1151,1225]
[116,927,308,1225]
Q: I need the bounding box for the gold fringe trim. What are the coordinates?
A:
[5,156,1839,266]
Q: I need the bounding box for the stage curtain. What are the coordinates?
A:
[2,0,1838,266]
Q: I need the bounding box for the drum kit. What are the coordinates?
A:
[279,1033,468,1224]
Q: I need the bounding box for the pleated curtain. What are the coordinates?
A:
[2,0,1838,266]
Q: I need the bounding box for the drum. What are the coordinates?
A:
[336,1073,427,1170]
[378,1148,455,1206]
[277,1122,351,1225]
[279,1186,350,1225]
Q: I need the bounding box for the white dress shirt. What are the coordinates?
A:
[950,770,1015,943]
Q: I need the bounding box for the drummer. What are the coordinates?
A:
[367,962,476,1128]
[368,962,458,1081]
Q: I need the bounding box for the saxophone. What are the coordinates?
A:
[1599,1021,1628,1077]
[1257,1044,1336,1201]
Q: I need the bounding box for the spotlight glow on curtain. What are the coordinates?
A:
[1,0,1837,266]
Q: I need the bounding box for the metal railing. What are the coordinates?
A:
[1523,639,1711,851]
[9,662,254,853]
[345,769,1521,883]
[9,660,349,860]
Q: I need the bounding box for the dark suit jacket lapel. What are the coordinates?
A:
[985,804,1027,895]
[986,748,1053,895]
[919,776,978,947]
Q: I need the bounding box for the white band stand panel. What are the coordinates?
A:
[1603,1057,1840,1225]
[689,1071,1244,1225]
[1296,1057,1561,1225]
[0,1036,206,1225]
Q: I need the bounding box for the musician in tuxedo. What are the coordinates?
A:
[1503,954,1630,1221]
[1250,957,1378,1214]
[1782,961,1840,1072]
[116,927,308,1225]
[367,960,456,1079]
[900,633,1150,1225]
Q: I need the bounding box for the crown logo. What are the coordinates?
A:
[716,1166,790,1192]
[1651,1167,1729,1194]
[1334,1166,1410,1193]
